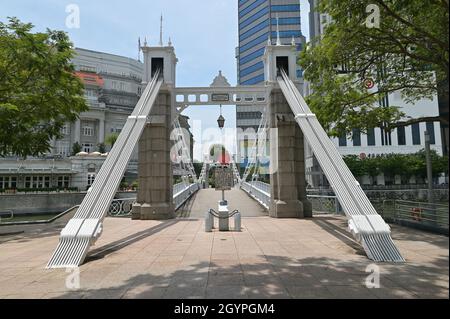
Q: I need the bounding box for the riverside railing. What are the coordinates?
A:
[381,200,449,235]
[108,182,200,217]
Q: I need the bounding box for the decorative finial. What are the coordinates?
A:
[168,36,172,46]
[291,35,296,46]
[210,70,231,87]
[138,37,141,61]
[276,14,281,46]
[144,37,148,46]
[267,35,271,46]
[159,14,163,46]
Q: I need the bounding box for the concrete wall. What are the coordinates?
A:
[0,191,137,215]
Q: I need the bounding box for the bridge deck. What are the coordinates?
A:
[0,211,447,299]
[177,188,268,218]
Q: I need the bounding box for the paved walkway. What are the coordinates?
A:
[0,205,448,299]
[178,188,267,218]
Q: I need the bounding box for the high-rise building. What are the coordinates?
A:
[236,0,306,166]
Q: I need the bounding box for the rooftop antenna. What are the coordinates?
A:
[159,14,163,46]
[276,14,281,46]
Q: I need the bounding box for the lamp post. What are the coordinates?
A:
[424,131,433,204]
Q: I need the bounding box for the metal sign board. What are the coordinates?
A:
[215,166,234,190]
[211,93,230,102]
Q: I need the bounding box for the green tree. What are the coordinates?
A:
[193,162,203,178]
[0,18,88,157]
[97,143,106,154]
[362,157,382,184]
[378,154,410,181]
[71,142,82,156]
[105,133,119,148]
[343,155,366,177]
[299,0,449,136]
[414,149,448,178]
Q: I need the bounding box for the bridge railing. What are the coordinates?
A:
[108,182,200,217]
[241,181,345,215]
[241,181,270,209]
[173,182,200,210]
[307,195,342,215]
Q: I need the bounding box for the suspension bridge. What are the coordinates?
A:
[46,34,405,269]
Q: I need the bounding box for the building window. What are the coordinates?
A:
[0,176,17,189]
[426,122,436,145]
[82,143,94,153]
[44,176,50,188]
[60,125,70,135]
[84,89,97,99]
[112,81,126,91]
[25,176,31,188]
[397,126,406,145]
[338,132,347,147]
[80,65,96,73]
[352,129,361,146]
[83,126,94,137]
[25,176,50,189]
[56,141,70,157]
[87,174,96,186]
[411,123,421,145]
[58,176,70,188]
[367,128,376,146]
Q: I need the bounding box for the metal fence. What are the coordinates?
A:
[381,200,449,235]
[242,181,449,235]
[241,181,344,215]
[307,195,342,215]
[108,198,136,217]
[107,182,200,217]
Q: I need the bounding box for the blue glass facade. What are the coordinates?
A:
[236,1,306,166]
[237,0,305,86]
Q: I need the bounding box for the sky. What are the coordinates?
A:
[0,0,310,160]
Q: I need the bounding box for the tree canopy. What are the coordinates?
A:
[0,18,88,157]
[344,151,448,180]
[300,0,449,137]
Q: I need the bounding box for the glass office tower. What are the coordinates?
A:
[236,0,306,166]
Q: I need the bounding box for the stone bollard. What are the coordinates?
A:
[205,211,213,232]
[234,211,241,232]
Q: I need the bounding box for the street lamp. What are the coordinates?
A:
[217,104,225,129]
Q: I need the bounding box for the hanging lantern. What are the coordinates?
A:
[217,104,225,129]
[217,115,225,129]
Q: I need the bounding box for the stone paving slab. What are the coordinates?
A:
[0,212,448,299]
